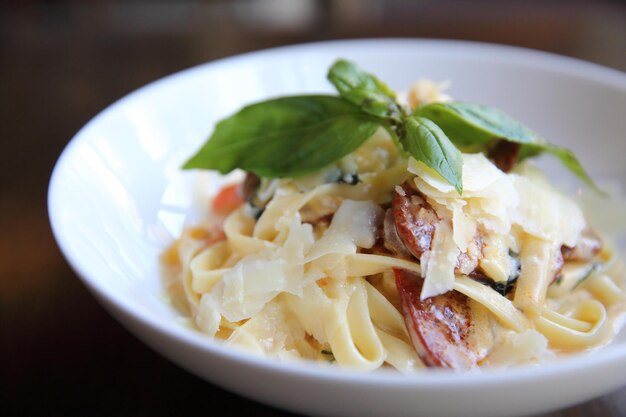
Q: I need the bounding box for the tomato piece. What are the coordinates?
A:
[212,183,244,216]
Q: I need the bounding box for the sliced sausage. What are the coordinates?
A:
[383,208,413,258]
[388,182,484,274]
[488,140,521,172]
[390,183,439,259]
[562,228,602,262]
[241,172,261,201]
[394,268,490,369]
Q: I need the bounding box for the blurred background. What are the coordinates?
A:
[2,1,625,416]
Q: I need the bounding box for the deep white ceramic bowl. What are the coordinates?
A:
[48,39,626,417]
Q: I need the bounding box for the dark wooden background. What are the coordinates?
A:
[2,1,625,416]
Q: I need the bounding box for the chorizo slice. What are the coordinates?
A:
[562,228,602,262]
[394,268,491,369]
[488,140,521,172]
[390,183,438,259]
[389,182,483,274]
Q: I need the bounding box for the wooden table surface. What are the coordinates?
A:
[2,1,625,416]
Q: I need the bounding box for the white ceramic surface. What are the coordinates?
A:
[48,39,626,417]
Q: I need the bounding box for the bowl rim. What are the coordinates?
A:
[48,38,626,387]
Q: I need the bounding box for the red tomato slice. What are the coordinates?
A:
[212,183,244,216]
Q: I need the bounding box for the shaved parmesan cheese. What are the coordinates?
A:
[409,153,503,196]
[195,294,222,337]
[420,221,460,299]
[411,152,518,235]
[207,200,385,322]
[331,200,383,249]
[225,298,306,357]
[451,201,476,252]
[409,151,587,299]
[307,199,383,260]
[511,174,584,247]
[484,329,554,368]
[206,216,316,322]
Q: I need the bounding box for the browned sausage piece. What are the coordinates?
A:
[382,207,413,258]
[562,228,602,262]
[488,140,521,172]
[241,172,261,201]
[390,183,438,259]
[389,182,482,274]
[394,268,486,369]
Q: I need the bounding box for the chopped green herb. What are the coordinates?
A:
[574,262,601,289]
[475,276,518,296]
[321,349,335,362]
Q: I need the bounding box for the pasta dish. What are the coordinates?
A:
[161,60,626,371]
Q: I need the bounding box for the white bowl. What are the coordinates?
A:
[48,39,626,417]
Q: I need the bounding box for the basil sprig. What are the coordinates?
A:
[414,102,597,189]
[184,59,598,194]
[327,59,402,122]
[183,95,380,177]
[325,60,463,193]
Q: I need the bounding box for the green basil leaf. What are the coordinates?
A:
[183,95,381,178]
[413,101,544,150]
[415,101,601,192]
[403,116,463,194]
[526,143,606,194]
[328,59,402,120]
